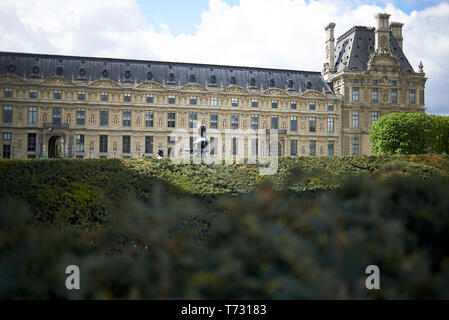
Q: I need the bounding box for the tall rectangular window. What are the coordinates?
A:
[353,88,359,102]
[352,138,359,155]
[352,110,359,128]
[101,92,109,102]
[271,116,278,130]
[145,111,154,128]
[231,114,239,129]
[3,106,12,123]
[211,97,218,106]
[124,93,131,102]
[190,96,197,105]
[328,103,334,111]
[210,137,216,155]
[146,94,154,103]
[145,136,153,154]
[328,141,334,156]
[28,107,38,124]
[3,131,12,158]
[391,89,397,103]
[53,107,62,125]
[99,135,108,153]
[76,135,84,152]
[78,91,86,101]
[327,117,334,133]
[29,89,38,99]
[232,137,238,155]
[4,88,13,98]
[28,133,36,152]
[410,90,416,104]
[309,141,316,156]
[290,116,297,132]
[168,95,176,104]
[100,109,109,126]
[372,88,378,102]
[189,112,197,128]
[251,138,258,156]
[76,109,85,125]
[309,117,316,132]
[168,112,176,128]
[232,98,238,107]
[189,137,194,151]
[3,145,11,158]
[54,90,62,99]
[122,136,131,153]
[168,136,176,145]
[123,110,131,127]
[372,111,379,125]
[271,100,278,109]
[251,99,258,108]
[210,114,218,129]
[291,140,298,156]
[251,115,258,130]
[290,101,297,110]
[309,102,316,110]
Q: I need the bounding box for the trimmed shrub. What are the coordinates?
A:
[369,113,449,155]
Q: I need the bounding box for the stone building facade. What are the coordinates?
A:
[0,13,425,159]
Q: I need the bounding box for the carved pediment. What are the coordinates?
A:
[367,50,400,70]
[300,90,327,99]
[135,81,166,90]
[88,79,121,88]
[222,85,249,95]
[41,77,74,86]
[181,83,209,92]
[0,74,26,84]
[261,88,289,96]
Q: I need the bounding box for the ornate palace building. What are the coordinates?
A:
[0,13,426,159]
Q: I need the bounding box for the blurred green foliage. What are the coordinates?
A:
[1,155,449,299]
[369,113,449,155]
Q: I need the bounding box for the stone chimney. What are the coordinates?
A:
[325,22,336,71]
[374,13,391,51]
[390,22,404,50]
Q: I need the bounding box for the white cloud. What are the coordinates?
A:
[0,0,448,114]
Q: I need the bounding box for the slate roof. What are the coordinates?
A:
[0,51,332,93]
[333,26,414,72]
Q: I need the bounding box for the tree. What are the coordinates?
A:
[369,113,449,155]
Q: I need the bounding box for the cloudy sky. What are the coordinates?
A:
[1,0,448,115]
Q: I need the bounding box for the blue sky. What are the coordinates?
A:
[136,0,444,35]
[136,0,239,34]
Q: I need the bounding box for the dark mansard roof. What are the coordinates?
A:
[0,51,332,93]
[333,26,414,72]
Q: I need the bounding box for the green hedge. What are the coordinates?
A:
[1,155,448,226]
[369,113,449,155]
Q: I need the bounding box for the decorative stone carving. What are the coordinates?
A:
[89,79,120,88]
[180,83,208,92]
[222,86,249,95]
[41,77,74,86]
[135,81,166,90]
